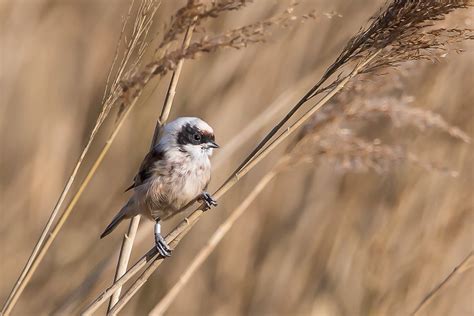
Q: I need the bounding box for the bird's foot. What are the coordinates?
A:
[155,232,172,257]
[154,221,171,257]
[201,191,218,210]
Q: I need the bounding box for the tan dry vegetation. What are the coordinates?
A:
[0,0,473,315]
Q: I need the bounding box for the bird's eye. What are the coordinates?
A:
[193,133,201,141]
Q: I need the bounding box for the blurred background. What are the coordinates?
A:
[0,0,472,315]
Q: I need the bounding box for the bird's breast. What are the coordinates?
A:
[165,156,211,207]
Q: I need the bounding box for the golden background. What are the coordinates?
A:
[0,1,472,315]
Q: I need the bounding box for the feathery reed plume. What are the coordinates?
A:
[118,0,255,115]
[292,132,454,175]
[291,70,469,175]
[328,86,471,144]
[327,0,472,68]
[85,1,473,313]
[160,0,252,49]
[311,1,473,95]
[224,0,472,182]
[119,4,300,106]
[304,75,471,147]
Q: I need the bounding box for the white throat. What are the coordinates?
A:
[183,144,213,160]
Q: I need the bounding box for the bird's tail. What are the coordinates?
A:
[100,204,130,239]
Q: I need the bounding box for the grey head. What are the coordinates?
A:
[160,117,219,158]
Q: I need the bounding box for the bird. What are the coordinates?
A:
[100,117,219,257]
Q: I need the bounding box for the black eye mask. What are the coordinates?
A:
[177,123,214,146]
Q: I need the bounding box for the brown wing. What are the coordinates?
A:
[125,147,165,192]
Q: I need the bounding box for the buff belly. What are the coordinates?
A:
[139,161,210,221]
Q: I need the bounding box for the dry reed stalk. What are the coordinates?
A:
[0,1,160,314]
[2,94,141,316]
[107,23,196,311]
[159,0,252,49]
[107,218,140,311]
[106,230,195,316]
[118,5,302,104]
[213,70,321,170]
[411,251,474,315]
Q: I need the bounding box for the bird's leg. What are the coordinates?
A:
[200,191,218,210]
[154,220,172,257]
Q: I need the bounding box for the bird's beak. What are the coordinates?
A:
[207,141,219,149]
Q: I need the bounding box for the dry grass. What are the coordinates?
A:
[0,0,473,315]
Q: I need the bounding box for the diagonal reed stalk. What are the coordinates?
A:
[0,125,100,316]
[1,95,139,316]
[83,52,380,315]
[411,251,474,315]
[107,217,140,312]
[107,23,196,312]
[0,66,122,316]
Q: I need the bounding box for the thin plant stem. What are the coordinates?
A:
[107,224,194,316]
[1,95,140,316]
[0,130,96,316]
[227,31,366,178]
[411,251,474,315]
[107,217,140,311]
[107,23,196,311]
[152,23,196,149]
[1,78,118,316]
[82,228,187,315]
[213,71,317,170]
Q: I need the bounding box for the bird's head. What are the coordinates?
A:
[162,117,219,158]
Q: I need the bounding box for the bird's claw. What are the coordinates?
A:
[201,192,218,210]
[155,232,172,257]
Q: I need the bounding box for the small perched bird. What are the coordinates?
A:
[100,117,219,257]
